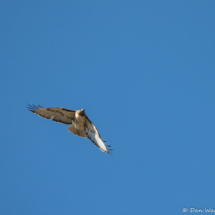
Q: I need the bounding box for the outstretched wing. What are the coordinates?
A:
[27,104,75,124]
[84,117,112,154]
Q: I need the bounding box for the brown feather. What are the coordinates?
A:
[67,124,87,137]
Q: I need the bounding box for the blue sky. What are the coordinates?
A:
[0,1,215,214]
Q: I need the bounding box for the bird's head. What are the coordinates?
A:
[79,109,85,116]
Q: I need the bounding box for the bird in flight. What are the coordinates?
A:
[27,104,112,154]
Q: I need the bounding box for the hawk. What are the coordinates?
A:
[27,104,112,154]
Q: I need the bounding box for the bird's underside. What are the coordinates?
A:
[27,104,112,154]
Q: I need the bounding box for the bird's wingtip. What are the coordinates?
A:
[27,103,43,112]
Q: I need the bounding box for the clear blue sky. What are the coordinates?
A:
[1,1,215,214]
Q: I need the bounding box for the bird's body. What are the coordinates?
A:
[74,110,86,130]
[27,104,112,154]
